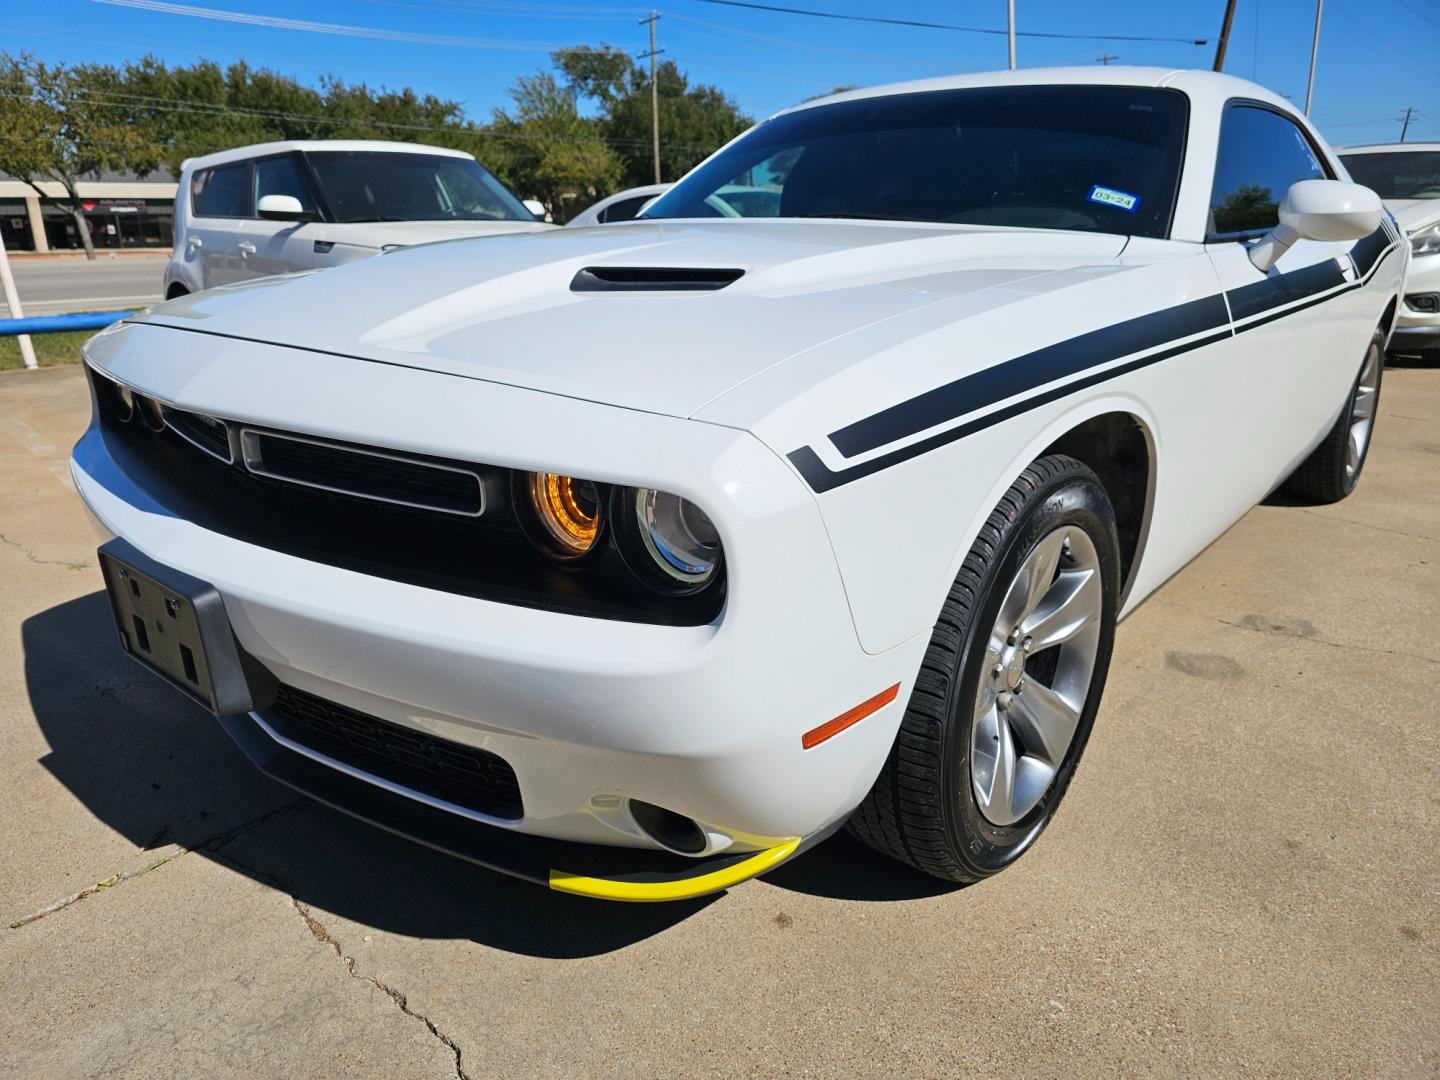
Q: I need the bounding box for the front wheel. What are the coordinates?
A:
[849,455,1120,883]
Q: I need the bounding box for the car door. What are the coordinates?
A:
[1204,102,1372,483]
[238,153,320,280]
[187,161,249,288]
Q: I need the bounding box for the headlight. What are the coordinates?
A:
[615,487,722,592]
[90,367,135,422]
[520,472,603,559]
[1410,226,1440,256]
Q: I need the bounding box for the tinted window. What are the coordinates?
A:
[254,155,317,214]
[598,194,654,223]
[1209,105,1328,237]
[303,151,531,223]
[1340,151,1440,200]
[191,163,249,218]
[643,86,1189,239]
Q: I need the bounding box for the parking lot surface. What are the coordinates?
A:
[2,364,1437,1078]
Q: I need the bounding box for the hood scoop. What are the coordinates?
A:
[571,266,745,293]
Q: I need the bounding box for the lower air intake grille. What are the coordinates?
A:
[266,684,523,819]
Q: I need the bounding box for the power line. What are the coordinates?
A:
[685,0,1211,44]
[0,88,719,151]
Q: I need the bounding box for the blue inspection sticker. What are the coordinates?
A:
[1088,184,1141,213]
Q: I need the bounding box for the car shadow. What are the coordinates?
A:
[23,592,719,959]
[761,829,963,902]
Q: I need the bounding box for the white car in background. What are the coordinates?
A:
[81,68,1401,901]
[163,140,551,297]
[1340,143,1440,359]
[567,183,671,227]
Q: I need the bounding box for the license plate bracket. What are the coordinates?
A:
[99,539,275,716]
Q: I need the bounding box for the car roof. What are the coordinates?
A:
[1336,142,1440,154]
[775,66,1294,119]
[180,140,474,173]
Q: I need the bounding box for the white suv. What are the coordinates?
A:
[164,140,550,297]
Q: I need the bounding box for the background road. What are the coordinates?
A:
[5,254,167,316]
[1,365,1437,1077]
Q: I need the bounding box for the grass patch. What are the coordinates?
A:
[0,329,94,372]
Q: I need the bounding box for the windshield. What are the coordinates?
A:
[643,85,1188,239]
[303,151,532,223]
[1339,151,1440,201]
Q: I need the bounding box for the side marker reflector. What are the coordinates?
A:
[802,683,901,750]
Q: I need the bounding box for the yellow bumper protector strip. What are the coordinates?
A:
[548,837,802,902]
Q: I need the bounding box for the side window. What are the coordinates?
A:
[1209,105,1329,238]
[191,162,249,218]
[253,155,317,216]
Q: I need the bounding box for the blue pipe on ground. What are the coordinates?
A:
[0,311,137,336]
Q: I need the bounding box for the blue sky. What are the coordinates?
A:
[8,0,1440,146]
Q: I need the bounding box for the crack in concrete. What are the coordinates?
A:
[0,532,88,570]
[292,900,472,1080]
[1299,510,1440,544]
[4,800,306,932]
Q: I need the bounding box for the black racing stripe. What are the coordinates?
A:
[790,327,1232,494]
[1225,258,1346,321]
[1350,226,1390,277]
[827,293,1231,460]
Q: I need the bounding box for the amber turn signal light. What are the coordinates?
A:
[801,683,901,750]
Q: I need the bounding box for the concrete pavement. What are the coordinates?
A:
[1,365,1437,1077]
[5,254,167,317]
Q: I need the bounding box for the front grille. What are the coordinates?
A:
[240,428,485,516]
[162,405,233,462]
[266,683,523,819]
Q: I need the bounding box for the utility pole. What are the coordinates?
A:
[1007,0,1016,70]
[1400,107,1417,142]
[1097,52,1119,66]
[1304,0,1323,116]
[639,11,663,184]
[1213,0,1238,71]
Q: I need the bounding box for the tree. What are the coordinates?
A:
[487,71,622,220]
[0,53,158,259]
[553,46,751,189]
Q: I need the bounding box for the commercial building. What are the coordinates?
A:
[0,171,178,253]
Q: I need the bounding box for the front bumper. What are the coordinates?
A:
[222,708,812,901]
[73,323,928,896]
[1392,250,1440,353]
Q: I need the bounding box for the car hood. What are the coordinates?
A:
[311,219,552,249]
[132,220,1128,419]
[1384,198,1440,234]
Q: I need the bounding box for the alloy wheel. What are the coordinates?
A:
[1346,341,1382,482]
[970,526,1104,826]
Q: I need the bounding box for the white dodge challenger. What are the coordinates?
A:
[72,68,1403,901]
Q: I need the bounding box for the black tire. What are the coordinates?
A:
[848,455,1121,884]
[1281,328,1384,504]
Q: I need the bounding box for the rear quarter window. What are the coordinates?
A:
[191,162,250,218]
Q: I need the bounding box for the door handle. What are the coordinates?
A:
[237,241,256,256]
[187,237,203,251]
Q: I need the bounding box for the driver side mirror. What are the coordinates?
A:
[1248,179,1382,272]
[257,194,316,223]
